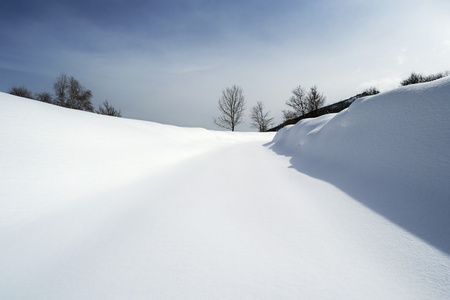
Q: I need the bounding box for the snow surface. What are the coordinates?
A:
[270,77,450,254]
[1,78,450,299]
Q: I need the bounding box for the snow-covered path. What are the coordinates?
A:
[1,86,450,299]
[117,139,449,300]
[2,137,449,299]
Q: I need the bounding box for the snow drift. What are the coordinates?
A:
[1,78,450,299]
[271,76,450,253]
[0,95,257,227]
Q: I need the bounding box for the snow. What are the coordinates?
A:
[270,76,450,254]
[1,77,450,299]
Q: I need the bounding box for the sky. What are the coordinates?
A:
[1,0,449,130]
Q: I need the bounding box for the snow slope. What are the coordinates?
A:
[270,76,450,254]
[1,78,450,299]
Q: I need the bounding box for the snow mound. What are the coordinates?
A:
[271,76,450,253]
[0,93,261,227]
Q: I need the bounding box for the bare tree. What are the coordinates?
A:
[282,85,326,121]
[8,86,34,99]
[35,92,53,103]
[306,85,325,112]
[282,85,307,121]
[282,110,298,121]
[53,73,69,106]
[250,101,274,132]
[96,100,122,117]
[53,73,94,112]
[213,85,246,131]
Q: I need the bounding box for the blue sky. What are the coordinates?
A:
[1,0,449,130]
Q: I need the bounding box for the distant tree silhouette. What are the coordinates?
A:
[250,101,274,132]
[401,71,449,86]
[53,73,94,112]
[283,85,325,121]
[360,87,379,96]
[213,85,246,131]
[53,73,69,105]
[8,86,34,99]
[34,92,53,103]
[96,100,122,117]
[401,72,424,86]
[282,85,307,121]
[306,85,325,112]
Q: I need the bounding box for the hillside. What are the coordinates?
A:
[268,94,361,131]
[1,77,450,299]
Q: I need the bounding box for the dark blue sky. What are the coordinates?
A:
[1,0,449,130]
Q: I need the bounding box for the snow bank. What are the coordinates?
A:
[271,76,450,253]
[0,94,260,227]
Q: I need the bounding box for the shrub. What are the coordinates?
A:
[401,71,449,86]
[8,86,34,99]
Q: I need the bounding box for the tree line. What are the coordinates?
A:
[8,73,122,117]
[9,70,447,130]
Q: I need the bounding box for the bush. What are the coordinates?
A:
[8,86,34,99]
[34,92,53,103]
[401,71,449,86]
[361,87,379,96]
[96,100,122,117]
